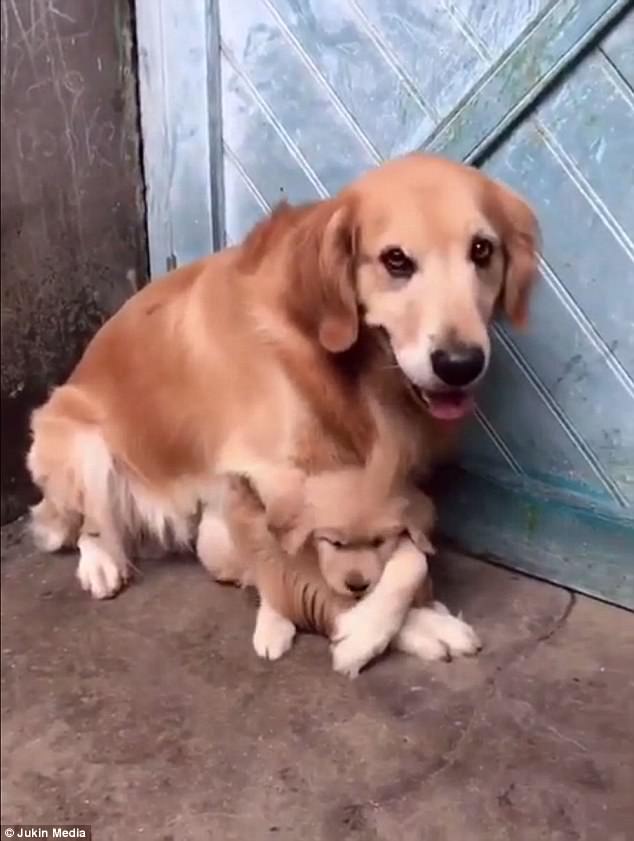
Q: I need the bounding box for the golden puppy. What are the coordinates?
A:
[219,433,479,676]
[27,154,538,670]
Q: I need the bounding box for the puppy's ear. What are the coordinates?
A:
[487,182,540,329]
[275,521,314,557]
[263,470,314,556]
[288,197,359,353]
[268,511,313,557]
[224,474,265,520]
[402,489,436,555]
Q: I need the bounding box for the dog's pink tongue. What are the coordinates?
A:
[427,393,474,421]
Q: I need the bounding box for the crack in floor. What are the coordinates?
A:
[371,588,578,808]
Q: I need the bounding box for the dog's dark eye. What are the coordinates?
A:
[380,247,416,279]
[470,236,494,267]
[371,537,385,549]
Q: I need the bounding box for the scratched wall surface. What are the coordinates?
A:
[136,0,634,604]
[0,0,147,523]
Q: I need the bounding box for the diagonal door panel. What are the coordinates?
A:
[426,0,629,162]
[348,0,487,118]
[476,331,625,502]
[537,50,634,237]
[450,0,554,58]
[488,121,634,374]
[600,5,634,83]
[220,52,326,206]
[221,2,379,196]
[258,0,436,159]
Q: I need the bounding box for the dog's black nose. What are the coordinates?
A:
[431,345,485,387]
[345,572,369,594]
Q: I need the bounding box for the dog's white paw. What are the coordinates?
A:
[253,603,296,660]
[395,602,482,661]
[76,537,129,600]
[331,600,400,679]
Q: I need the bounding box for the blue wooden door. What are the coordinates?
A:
[135,0,634,606]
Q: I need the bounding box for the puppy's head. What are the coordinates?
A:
[280,155,539,421]
[271,466,434,599]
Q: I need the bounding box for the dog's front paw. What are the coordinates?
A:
[395,602,482,661]
[76,538,130,600]
[253,603,296,660]
[331,601,399,679]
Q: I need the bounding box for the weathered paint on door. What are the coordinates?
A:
[136,0,634,606]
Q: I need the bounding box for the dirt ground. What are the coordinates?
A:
[2,519,633,841]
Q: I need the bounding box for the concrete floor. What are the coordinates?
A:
[1,520,633,841]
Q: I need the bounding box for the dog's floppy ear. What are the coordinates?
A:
[287,196,359,353]
[402,489,436,555]
[487,181,540,329]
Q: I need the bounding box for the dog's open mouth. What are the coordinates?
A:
[411,385,475,421]
[376,329,477,422]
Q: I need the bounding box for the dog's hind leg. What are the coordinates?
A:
[197,503,247,585]
[74,432,132,599]
[28,388,132,599]
[30,497,81,553]
[28,411,83,553]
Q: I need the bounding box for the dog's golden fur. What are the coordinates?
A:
[27,154,538,672]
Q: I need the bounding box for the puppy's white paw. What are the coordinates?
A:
[395,602,482,661]
[76,538,129,600]
[253,604,296,660]
[331,601,400,679]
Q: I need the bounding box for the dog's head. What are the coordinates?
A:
[280,154,539,421]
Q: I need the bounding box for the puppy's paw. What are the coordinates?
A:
[331,601,399,679]
[253,605,296,660]
[395,602,482,661]
[76,538,130,600]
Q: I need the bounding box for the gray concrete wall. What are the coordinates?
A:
[1,0,147,524]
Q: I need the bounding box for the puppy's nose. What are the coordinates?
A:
[344,572,369,594]
[431,345,485,387]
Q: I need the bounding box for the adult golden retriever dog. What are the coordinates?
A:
[27,154,538,674]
